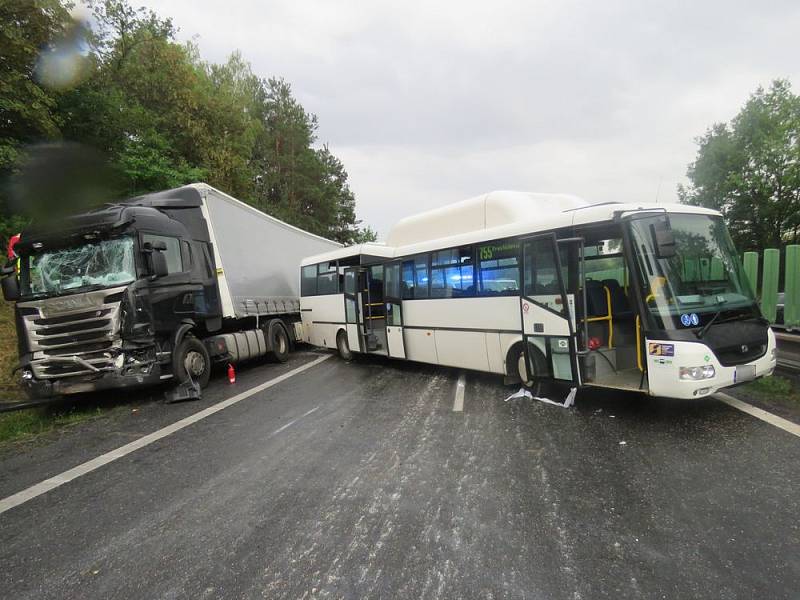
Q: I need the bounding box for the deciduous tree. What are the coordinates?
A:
[680,80,800,251]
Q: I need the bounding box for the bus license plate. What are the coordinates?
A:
[735,365,756,383]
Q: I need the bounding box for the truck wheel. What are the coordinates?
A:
[174,335,211,388]
[268,320,290,363]
[336,330,352,361]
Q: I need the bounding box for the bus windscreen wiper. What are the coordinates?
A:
[697,311,721,338]
[697,300,729,339]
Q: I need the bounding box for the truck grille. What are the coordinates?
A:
[18,287,126,379]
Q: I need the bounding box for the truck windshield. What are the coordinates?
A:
[22,237,136,298]
[628,213,759,330]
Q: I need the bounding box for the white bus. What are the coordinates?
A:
[299,192,776,399]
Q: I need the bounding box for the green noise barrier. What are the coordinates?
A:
[784,245,800,328]
[760,248,780,323]
[743,251,759,295]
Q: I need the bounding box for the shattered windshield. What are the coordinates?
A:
[23,237,136,297]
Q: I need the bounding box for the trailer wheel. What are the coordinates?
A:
[336,330,353,361]
[174,335,211,388]
[268,320,290,363]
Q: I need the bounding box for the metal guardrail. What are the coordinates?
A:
[774,330,800,372]
[0,395,68,414]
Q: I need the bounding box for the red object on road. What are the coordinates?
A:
[227,363,236,384]
[7,233,21,261]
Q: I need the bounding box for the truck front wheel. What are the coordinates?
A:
[267,320,290,363]
[173,335,211,388]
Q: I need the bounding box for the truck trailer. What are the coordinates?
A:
[1,183,340,398]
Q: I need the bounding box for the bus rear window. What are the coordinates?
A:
[301,265,317,296]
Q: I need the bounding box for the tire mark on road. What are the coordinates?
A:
[257,368,448,598]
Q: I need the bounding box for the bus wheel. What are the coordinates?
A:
[336,330,353,361]
[511,343,544,389]
[174,335,211,388]
[517,350,534,387]
[267,320,290,363]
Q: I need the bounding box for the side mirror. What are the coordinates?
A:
[2,275,19,301]
[651,218,676,259]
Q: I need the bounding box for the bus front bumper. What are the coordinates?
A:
[645,330,777,400]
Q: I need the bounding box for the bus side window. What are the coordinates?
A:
[414,255,429,299]
[401,260,415,299]
[317,262,338,295]
[431,247,474,298]
[478,241,520,295]
[385,263,401,298]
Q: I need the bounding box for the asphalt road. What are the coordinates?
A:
[1,350,799,599]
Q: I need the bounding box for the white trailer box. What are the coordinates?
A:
[193,184,341,319]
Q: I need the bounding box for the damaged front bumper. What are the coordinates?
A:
[21,357,165,398]
[17,284,167,398]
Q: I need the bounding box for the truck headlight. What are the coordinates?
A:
[679,365,715,380]
[21,369,33,381]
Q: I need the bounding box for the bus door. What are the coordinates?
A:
[557,237,588,353]
[362,265,387,354]
[343,267,362,352]
[384,261,406,358]
[520,233,580,385]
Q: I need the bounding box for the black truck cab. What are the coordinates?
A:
[9,195,222,398]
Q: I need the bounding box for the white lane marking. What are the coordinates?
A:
[453,372,466,412]
[270,406,319,436]
[0,354,332,516]
[715,392,800,438]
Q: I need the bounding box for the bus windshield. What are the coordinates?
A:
[628,213,759,330]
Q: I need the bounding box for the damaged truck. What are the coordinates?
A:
[1,183,340,399]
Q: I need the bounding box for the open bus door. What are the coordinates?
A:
[520,233,582,386]
[384,261,407,358]
[343,267,362,352]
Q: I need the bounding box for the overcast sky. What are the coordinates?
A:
[135,0,800,238]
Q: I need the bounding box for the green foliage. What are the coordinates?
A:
[0,0,72,240]
[742,374,798,403]
[0,405,104,446]
[1,0,374,245]
[0,299,22,399]
[0,0,71,161]
[116,130,205,195]
[680,80,800,252]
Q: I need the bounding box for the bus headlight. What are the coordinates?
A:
[679,365,715,380]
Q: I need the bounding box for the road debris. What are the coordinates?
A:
[505,387,576,408]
